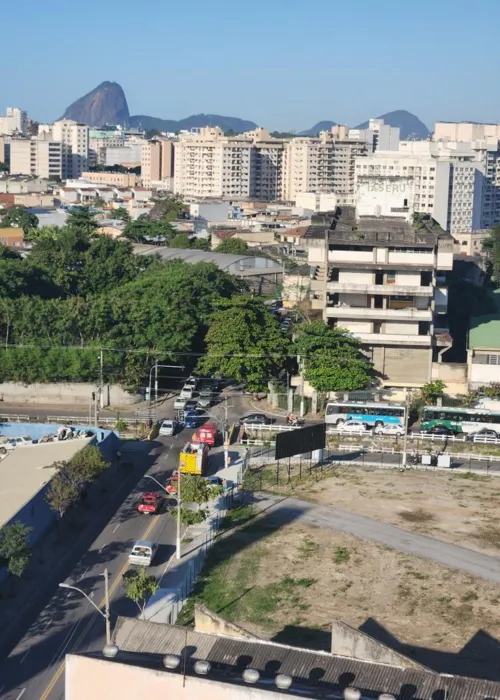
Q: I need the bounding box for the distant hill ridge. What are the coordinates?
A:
[300,110,430,139]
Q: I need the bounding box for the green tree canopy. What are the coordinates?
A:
[215,238,249,255]
[66,206,99,236]
[293,321,374,392]
[123,567,159,618]
[122,215,176,245]
[0,521,32,577]
[483,225,500,284]
[149,193,186,221]
[170,232,191,248]
[113,207,131,223]
[1,207,39,234]
[198,295,288,391]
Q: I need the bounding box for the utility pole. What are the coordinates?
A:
[401,389,411,467]
[104,567,111,646]
[99,348,104,409]
[223,397,229,470]
[154,361,158,404]
[176,469,182,560]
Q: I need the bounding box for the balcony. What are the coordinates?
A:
[326,306,432,321]
[326,282,433,296]
[352,333,432,346]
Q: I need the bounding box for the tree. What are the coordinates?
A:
[483,226,500,284]
[0,521,32,577]
[122,215,176,245]
[198,295,288,391]
[113,207,130,223]
[67,445,109,484]
[0,162,9,173]
[215,238,249,255]
[170,232,191,248]
[1,207,39,234]
[293,321,374,392]
[46,471,80,518]
[123,567,159,618]
[149,193,186,221]
[175,475,221,509]
[420,380,446,405]
[191,237,211,251]
[25,225,61,243]
[66,206,99,236]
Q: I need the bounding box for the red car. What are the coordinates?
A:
[137,492,163,515]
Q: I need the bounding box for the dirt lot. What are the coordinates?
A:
[246,464,500,557]
[178,507,500,679]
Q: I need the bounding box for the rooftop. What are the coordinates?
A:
[0,438,92,529]
[132,245,282,273]
[112,616,500,699]
[469,290,500,350]
[304,207,451,248]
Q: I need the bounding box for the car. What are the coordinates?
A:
[137,492,164,515]
[183,376,198,390]
[470,428,499,441]
[239,413,272,425]
[159,419,177,437]
[197,394,213,408]
[374,423,405,437]
[128,540,158,567]
[422,425,456,436]
[173,397,187,411]
[1,436,33,451]
[184,409,208,428]
[338,420,372,434]
[204,475,232,490]
[180,387,194,400]
[183,400,198,415]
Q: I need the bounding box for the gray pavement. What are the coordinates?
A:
[253,494,500,584]
[0,392,247,700]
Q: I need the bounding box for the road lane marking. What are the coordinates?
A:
[20,650,30,664]
[39,512,161,700]
[112,524,120,533]
[15,690,26,700]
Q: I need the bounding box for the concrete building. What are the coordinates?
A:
[9,137,63,179]
[0,227,23,247]
[105,139,144,167]
[81,171,139,187]
[306,208,454,386]
[248,128,284,200]
[51,120,89,179]
[434,121,500,144]
[468,291,500,387]
[141,138,175,188]
[65,609,500,700]
[88,129,125,166]
[0,107,27,136]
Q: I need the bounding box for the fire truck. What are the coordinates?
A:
[178,441,209,476]
[191,423,217,447]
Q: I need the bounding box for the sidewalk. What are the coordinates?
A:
[0,441,154,659]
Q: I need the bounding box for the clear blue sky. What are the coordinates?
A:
[3,0,500,131]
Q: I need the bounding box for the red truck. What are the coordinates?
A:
[191,422,217,447]
[137,492,163,515]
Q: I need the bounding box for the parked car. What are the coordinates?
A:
[159,419,177,437]
[239,413,272,425]
[197,385,214,408]
[182,400,198,416]
[180,387,194,400]
[173,397,187,411]
[470,428,499,441]
[183,376,198,390]
[184,409,208,428]
[374,423,405,437]
[2,436,33,451]
[137,492,163,515]
[422,425,456,436]
[338,420,372,434]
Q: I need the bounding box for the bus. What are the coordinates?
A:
[325,401,406,428]
[421,405,500,435]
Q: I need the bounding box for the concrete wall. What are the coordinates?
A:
[431,362,467,383]
[194,604,259,640]
[0,383,141,406]
[330,620,426,670]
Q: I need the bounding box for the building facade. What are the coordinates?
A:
[51,120,89,178]
[0,107,27,136]
[307,209,454,386]
[10,137,63,179]
[141,139,175,188]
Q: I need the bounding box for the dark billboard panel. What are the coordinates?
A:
[275,423,326,461]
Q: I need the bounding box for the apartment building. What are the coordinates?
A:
[306,208,454,386]
[248,128,284,200]
[10,137,62,179]
[141,138,175,188]
[81,171,139,187]
[51,120,89,178]
[174,127,253,198]
[0,107,27,136]
[434,121,500,144]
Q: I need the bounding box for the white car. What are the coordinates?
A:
[159,419,177,437]
[179,387,194,400]
[338,420,371,434]
[173,397,187,411]
[374,423,405,437]
[183,376,198,390]
[4,436,33,450]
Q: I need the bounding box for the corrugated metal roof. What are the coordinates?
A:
[114,618,500,699]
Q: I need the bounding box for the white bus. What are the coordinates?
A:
[325,401,406,428]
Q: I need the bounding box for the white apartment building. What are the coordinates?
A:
[434,121,500,144]
[141,138,175,188]
[0,107,27,136]
[306,209,454,386]
[10,137,62,179]
[248,128,284,201]
[51,120,89,178]
[174,127,252,199]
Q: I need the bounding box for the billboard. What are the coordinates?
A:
[275,423,326,461]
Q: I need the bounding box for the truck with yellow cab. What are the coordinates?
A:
[178,441,209,475]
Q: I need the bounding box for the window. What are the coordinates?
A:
[386,271,396,285]
[487,354,500,365]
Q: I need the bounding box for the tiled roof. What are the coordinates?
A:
[114,618,500,699]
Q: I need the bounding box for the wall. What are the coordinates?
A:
[66,655,299,700]
[0,383,141,406]
[396,271,421,286]
[338,270,373,284]
[372,346,431,385]
[431,362,467,383]
[194,604,259,640]
[469,364,500,386]
[384,322,419,334]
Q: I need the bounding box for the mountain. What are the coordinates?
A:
[354,110,430,139]
[299,120,337,136]
[128,113,257,133]
[61,81,129,126]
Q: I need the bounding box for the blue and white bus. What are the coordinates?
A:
[325,401,406,428]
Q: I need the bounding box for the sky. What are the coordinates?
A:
[2,0,500,132]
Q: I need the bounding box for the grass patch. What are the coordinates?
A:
[461,591,478,602]
[455,472,490,481]
[333,547,350,564]
[219,505,256,531]
[398,508,435,523]
[299,536,319,559]
[474,526,500,549]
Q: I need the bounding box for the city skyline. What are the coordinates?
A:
[2,0,499,131]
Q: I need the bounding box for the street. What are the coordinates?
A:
[0,392,247,700]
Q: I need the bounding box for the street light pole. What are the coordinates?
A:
[59,568,112,646]
[144,474,181,560]
[401,389,411,468]
[148,363,185,405]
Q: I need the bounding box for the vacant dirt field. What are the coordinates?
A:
[178,507,500,679]
[246,464,500,557]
